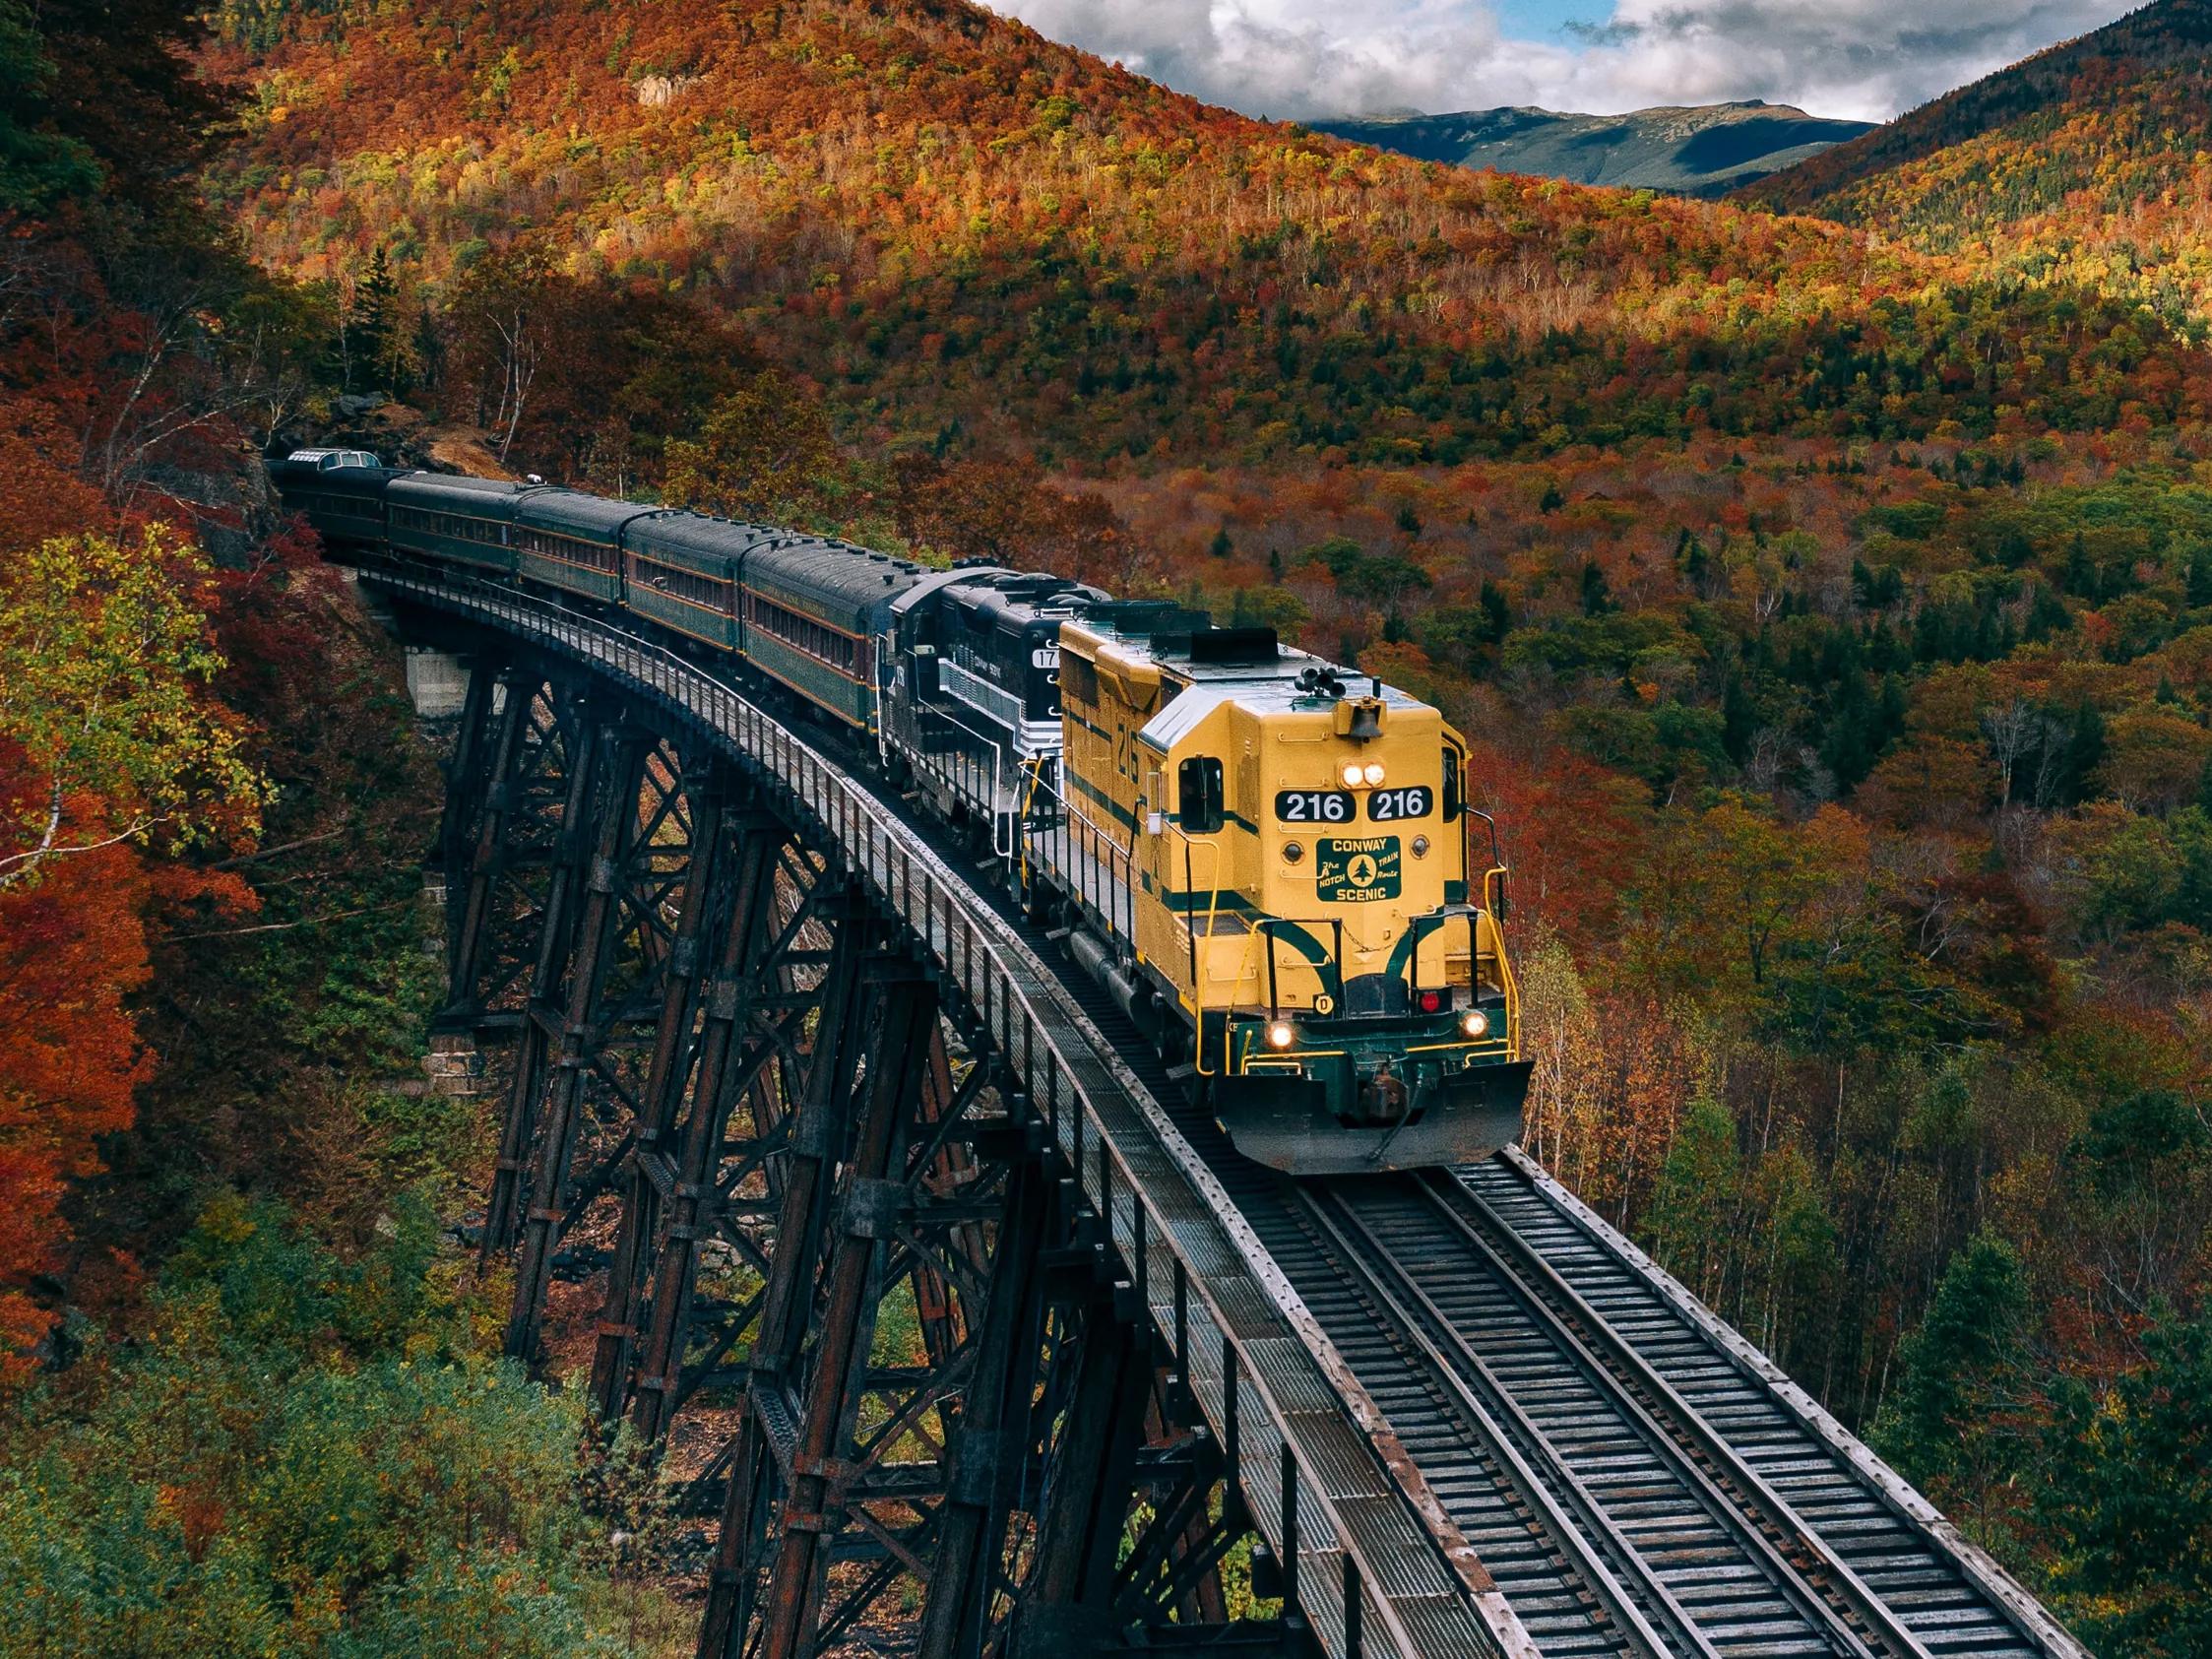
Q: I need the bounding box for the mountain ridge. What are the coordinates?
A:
[1739,0,2210,213]
[204,0,2190,476]
[1738,0,2212,328]
[1318,100,1873,198]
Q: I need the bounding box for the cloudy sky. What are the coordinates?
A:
[985,0,2138,123]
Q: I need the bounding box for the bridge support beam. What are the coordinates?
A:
[482,697,608,1260]
[697,898,883,1659]
[1011,1283,1154,1656]
[587,768,730,1419]
[753,956,939,1659]
[441,666,534,1028]
[505,724,653,1359]
[413,635,1296,1659]
[915,1155,1050,1659]
[614,802,794,1437]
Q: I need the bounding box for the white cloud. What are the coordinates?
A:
[983,0,2136,122]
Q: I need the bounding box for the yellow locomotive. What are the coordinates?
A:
[1025,604,1529,1174]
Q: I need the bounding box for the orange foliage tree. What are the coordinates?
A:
[0,525,264,1373]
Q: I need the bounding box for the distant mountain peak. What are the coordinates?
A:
[1315,100,1871,198]
[1733,0,2212,330]
[1739,0,2212,219]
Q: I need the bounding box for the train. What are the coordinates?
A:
[271,447,1531,1174]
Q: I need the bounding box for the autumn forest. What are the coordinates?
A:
[1,0,2209,1651]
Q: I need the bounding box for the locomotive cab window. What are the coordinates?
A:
[1441,742,1466,822]
[1178,756,1225,835]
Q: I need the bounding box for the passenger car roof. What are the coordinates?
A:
[385,474,541,516]
[745,537,926,615]
[625,513,782,564]
[516,490,664,537]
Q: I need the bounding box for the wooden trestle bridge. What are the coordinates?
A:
[364,561,2091,1659]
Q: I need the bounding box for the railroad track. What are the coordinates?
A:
[1274,1161,2068,1659]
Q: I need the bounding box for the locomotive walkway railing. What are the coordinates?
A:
[360,563,1534,1659]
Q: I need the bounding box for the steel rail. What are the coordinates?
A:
[1398,1173,1900,1658]
[1295,1186,1698,1659]
[357,562,1529,1659]
[1483,1150,2093,1659]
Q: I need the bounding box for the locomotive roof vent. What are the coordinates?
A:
[1172,625,1280,666]
[991,573,1072,598]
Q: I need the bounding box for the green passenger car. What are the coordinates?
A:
[622,516,765,653]
[385,474,536,576]
[516,490,663,606]
[738,539,926,732]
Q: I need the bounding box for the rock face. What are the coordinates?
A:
[1317,100,1873,198]
[633,72,700,107]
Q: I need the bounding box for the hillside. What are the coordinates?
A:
[1318,102,1872,198]
[205,0,2202,471]
[1739,0,2212,331]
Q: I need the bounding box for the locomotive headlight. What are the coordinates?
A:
[1282,840,1305,864]
[1460,1009,1490,1039]
[1361,761,1387,787]
[1411,835,1431,859]
[1265,1019,1296,1051]
[1341,762,1364,788]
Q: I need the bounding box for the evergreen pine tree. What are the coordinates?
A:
[348,245,398,395]
[2025,582,2072,641]
[1870,1232,2032,1488]
[1875,672,1909,748]
[1675,530,1710,595]
[1821,673,1874,789]
[1721,670,1755,764]
[1579,560,1613,616]
[2188,547,2212,609]
[2061,701,2106,802]
[2062,533,2099,600]
[1478,579,1510,643]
